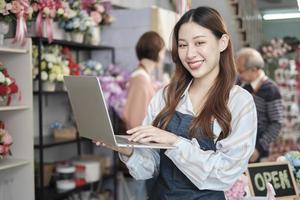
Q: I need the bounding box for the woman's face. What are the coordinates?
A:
[177,22,224,82]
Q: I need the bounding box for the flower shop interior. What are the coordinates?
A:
[0,0,300,200]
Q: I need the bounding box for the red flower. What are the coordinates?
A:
[9,82,18,94]
[0,85,9,95]
[2,69,9,77]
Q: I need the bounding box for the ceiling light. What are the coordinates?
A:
[263,12,300,20]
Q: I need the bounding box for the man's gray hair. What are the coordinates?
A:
[236,48,264,69]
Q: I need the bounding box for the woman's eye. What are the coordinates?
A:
[178,44,187,48]
[195,42,204,46]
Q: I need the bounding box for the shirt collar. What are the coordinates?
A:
[180,80,193,98]
[250,70,266,89]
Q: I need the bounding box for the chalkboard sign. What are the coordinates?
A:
[246,161,299,199]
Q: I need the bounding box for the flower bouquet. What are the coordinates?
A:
[32,45,70,82]
[98,64,129,116]
[62,47,80,76]
[80,59,103,76]
[81,0,113,26]
[259,38,292,80]
[284,151,300,184]
[225,174,248,200]
[0,127,13,159]
[31,0,65,43]
[59,0,94,43]
[32,45,70,91]
[0,64,19,106]
[0,0,33,44]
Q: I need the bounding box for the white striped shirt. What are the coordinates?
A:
[120,84,257,191]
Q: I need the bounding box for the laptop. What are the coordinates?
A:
[64,76,174,149]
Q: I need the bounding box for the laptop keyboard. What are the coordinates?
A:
[115,135,145,145]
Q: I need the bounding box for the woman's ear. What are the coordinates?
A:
[219,34,229,52]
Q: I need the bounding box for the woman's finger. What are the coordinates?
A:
[131,132,153,142]
[139,136,156,143]
[126,125,153,134]
[128,129,154,141]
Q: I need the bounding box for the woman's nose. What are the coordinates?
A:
[186,45,197,59]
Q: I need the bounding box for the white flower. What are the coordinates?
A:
[0,0,6,13]
[0,72,5,83]
[56,74,64,81]
[43,7,50,16]
[5,3,11,10]
[44,54,56,63]
[94,63,102,71]
[49,73,56,82]
[62,66,70,75]
[48,62,53,69]
[83,68,92,75]
[57,8,64,15]
[5,77,11,85]
[41,71,48,81]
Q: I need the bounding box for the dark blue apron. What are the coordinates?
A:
[149,111,225,200]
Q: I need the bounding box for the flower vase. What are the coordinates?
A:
[0,95,9,106]
[42,81,56,92]
[0,21,9,46]
[86,26,101,46]
[33,80,39,91]
[55,82,67,91]
[66,32,72,41]
[71,32,84,43]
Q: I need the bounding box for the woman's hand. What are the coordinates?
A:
[94,141,133,157]
[127,125,179,145]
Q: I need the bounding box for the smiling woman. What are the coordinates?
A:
[97,6,257,200]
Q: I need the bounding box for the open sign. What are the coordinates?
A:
[246,161,299,199]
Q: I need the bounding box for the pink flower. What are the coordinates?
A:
[91,11,102,24]
[0,145,4,154]
[225,175,248,200]
[95,4,105,13]
[10,1,21,14]
[2,133,12,145]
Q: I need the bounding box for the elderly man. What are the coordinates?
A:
[236,48,283,162]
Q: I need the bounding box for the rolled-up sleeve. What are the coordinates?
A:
[119,89,166,179]
[165,89,257,190]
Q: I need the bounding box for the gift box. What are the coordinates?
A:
[53,127,77,140]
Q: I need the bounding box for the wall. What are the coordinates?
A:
[191,0,240,51]
[101,1,240,70]
[262,19,300,41]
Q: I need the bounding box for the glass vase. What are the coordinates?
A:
[42,81,56,92]
[0,21,9,46]
[0,95,9,106]
[71,32,84,43]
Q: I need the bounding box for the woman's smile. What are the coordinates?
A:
[187,59,205,70]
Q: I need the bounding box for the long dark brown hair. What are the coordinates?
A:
[152,7,236,140]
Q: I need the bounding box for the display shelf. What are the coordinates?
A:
[0,158,30,171]
[0,47,27,54]
[0,105,30,111]
[37,181,100,200]
[33,90,68,95]
[33,36,116,200]
[34,136,79,148]
[0,38,34,200]
[31,37,115,51]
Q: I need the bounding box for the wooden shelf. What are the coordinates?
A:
[0,47,27,54]
[0,105,30,111]
[0,38,34,199]
[31,37,114,51]
[33,90,67,95]
[34,136,83,148]
[37,181,100,200]
[0,158,30,171]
